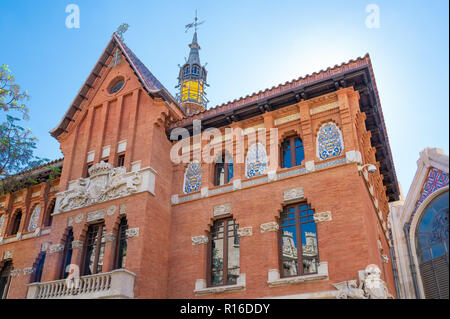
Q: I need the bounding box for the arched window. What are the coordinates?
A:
[0,261,13,299]
[43,200,55,227]
[184,66,190,76]
[279,202,319,277]
[415,191,449,299]
[30,252,46,283]
[82,223,106,276]
[9,210,22,236]
[115,217,128,269]
[60,228,74,279]
[215,154,233,186]
[281,136,304,168]
[209,218,240,287]
[192,65,199,75]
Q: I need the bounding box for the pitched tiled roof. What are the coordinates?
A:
[168,55,371,128]
[50,33,184,138]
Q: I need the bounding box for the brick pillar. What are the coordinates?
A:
[337,88,357,152]
[298,100,315,162]
[41,245,64,282]
[228,122,245,180]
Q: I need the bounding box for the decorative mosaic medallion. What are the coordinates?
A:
[245,143,268,178]
[184,160,202,194]
[27,205,41,232]
[317,122,344,160]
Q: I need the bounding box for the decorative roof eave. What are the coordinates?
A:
[50,34,185,139]
[166,54,400,202]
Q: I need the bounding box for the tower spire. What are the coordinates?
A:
[176,11,208,115]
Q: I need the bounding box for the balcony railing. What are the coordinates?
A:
[26,269,136,299]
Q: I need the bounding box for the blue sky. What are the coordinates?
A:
[0,0,448,195]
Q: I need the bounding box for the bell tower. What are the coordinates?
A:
[176,11,208,115]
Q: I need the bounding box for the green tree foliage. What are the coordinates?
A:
[0,64,55,194]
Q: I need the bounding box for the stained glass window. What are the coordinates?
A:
[27,205,40,232]
[245,143,268,178]
[415,191,449,299]
[316,122,344,160]
[183,160,202,194]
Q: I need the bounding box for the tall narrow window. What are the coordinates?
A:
[214,155,233,186]
[115,217,128,269]
[0,261,12,299]
[279,203,319,277]
[60,228,74,279]
[43,200,55,227]
[117,154,125,167]
[83,223,106,276]
[85,163,93,177]
[281,136,304,168]
[9,210,22,236]
[30,252,46,283]
[209,218,240,287]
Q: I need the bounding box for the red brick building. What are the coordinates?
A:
[0,30,400,299]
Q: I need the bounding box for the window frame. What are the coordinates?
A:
[0,261,13,299]
[82,222,106,276]
[278,202,319,278]
[117,153,126,167]
[114,217,128,270]
[280,136,304,169]
[214,156,233,186]
[207,217,240,287]
[43,199,55,227]
[59,227,74,279]
[8,210,22,236]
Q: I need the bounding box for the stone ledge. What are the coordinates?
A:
[267,262,328,287]
[194,274,246,295]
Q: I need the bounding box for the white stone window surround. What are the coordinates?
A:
[267,262,328,287]
[194,274,246,295]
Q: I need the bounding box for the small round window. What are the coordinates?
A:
[109,78,124,94]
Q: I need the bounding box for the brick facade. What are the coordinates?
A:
[0,33,397,299]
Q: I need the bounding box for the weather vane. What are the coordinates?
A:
[111,23,129,68]
[185,10,204,33]
[116,23,129,41]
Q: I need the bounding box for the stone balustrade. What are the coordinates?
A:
[26,269,135,299]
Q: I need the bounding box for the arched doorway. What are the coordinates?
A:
[414,191,449,299]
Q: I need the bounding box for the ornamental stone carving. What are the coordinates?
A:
[104,233,117,242]
[10,269,20,277]
[49,244,65,254]
[23,267,35,275]
[75,213,84,224]
[260,222,279,233]
[192,235,208,245]
[54,162,156,214]
[126,228,139,238]
[381,254,389,263]
[313,211,332,223]
[333,264,393,299]
[67,216,74,227]
[283,187,304,202]
[119,204,127,215]
[86,209,105,223]
[72,240,83,249]
[3,250,13,260]
[213,203,231,217]
[237,227,252,237]
[107,205,117,216]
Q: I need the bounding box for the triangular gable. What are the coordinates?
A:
[50,33,184,138]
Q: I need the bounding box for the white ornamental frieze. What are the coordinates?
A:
[54,161,156,214]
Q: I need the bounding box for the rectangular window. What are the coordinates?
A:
[115,218,128,269]
[209,219,239,286]
[117,154,125,167]
[279,203,319,277]
[83,223,106,276]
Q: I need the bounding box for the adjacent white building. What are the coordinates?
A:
[389,148,449,299]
